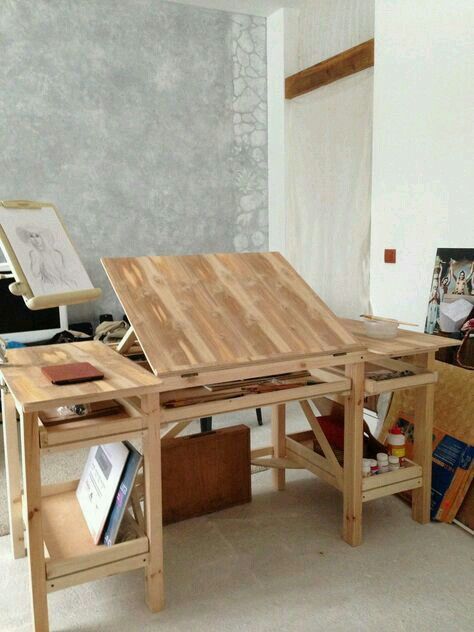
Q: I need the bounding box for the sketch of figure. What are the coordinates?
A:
[450,259,469,295]
[425,279,440,334]
[466,261,474,295]
[16,226,77,293]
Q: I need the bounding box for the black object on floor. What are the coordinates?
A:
[200,417,213,433]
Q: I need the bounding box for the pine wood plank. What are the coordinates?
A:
[285,39,374,99]
[343,319,461,357]
[21,411,50,631]
[412,353,436,524]
[1,341,161,412]
[142,394,165,613]
[102,253,363,377]
[342,362,365,547]
[1,387,25,558]
[272,404,286,490]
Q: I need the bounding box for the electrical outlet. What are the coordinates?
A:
[384,249,396,264]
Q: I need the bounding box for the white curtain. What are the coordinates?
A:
[286,1,374,318]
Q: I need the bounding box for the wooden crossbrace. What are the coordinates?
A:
[299,399,344,487]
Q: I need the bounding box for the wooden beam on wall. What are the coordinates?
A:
[285,39,374,100]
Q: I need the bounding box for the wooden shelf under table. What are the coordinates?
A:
[328,356,437,396]
[361,459,422,502]
[41,481,148,592]
[38,399,145,453]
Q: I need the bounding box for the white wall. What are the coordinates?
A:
[166,1,305,18]
[371,0,474,326]
[267,7,300,254]
[284,0,374,318]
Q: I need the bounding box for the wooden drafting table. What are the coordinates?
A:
[101,252,372,549]
[102,252,457,546]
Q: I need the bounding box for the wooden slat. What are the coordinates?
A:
[39,411,144,449]
[412,353,436,524]
[362,477,422,502]
[362,459,422,491]
[21,411,50,631]
[343,319,461,357]
[158,350,366,392]
[116,326,137,354]
[251,456,303,469]
[342,362,365,547]
[1,387,25,558]
[285,39,374,99]
[161,420,193,439]
[102,253,363,378]
[272,404,286,490]
[141,394,165,612]
[41,430,145,454]
[47,537,148,580]
[286,438,341,490]
[299,399,343,486]
[47,554,149,593]
[160,380,351,424]
[250,446,273,459]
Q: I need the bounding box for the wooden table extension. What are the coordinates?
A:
[1,342,164,632]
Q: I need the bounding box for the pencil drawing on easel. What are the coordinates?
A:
[16,225,78,293]
[0,206,93,296]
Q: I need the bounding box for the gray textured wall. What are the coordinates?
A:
[0,1,267,324]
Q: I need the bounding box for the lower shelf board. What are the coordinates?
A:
[41,487,148,583]
[361,459,423,502]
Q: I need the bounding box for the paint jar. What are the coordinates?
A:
[369,459,379,475]
[377,452,389,473]
[387,426,406,464]
[388,455,400,471]
[362,458,372,477]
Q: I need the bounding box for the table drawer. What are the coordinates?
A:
[364,357,437,395]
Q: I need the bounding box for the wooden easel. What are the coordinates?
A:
[0,200,101,310]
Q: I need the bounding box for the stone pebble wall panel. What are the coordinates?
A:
[231,14,268,253]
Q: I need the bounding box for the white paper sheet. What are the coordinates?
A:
[0,207,93,296]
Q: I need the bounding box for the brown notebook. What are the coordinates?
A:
[41,362,104,385]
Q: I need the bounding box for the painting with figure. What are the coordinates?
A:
[425,248,474,334]
[0,207,93,296]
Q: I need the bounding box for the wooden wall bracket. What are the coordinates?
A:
[285,39,374,100]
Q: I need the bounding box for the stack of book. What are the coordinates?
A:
[76,441,143,546]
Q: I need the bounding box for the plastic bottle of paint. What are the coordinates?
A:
[388,455,400,471]
[369,459,379,475]
[362,458,372,477]
[377,452,389,473]
[387,426,406,464]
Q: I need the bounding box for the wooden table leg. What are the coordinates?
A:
[21,411,49,632]
[1,386,25,558]
[412,352,436,524]
[142,394,165,612]
[343,362,365,546]
[272,403,286,491]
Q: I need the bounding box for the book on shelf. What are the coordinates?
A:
[102,441,143,547]
[76,442,130,544]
